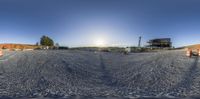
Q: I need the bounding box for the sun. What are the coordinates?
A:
[90,32,108,47]
[95,38,106,47]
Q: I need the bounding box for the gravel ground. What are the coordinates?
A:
[0,50,200,98]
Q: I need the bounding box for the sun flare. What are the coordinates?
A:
[94,38,106,47]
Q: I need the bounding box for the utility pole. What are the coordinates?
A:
[138,36,141,47]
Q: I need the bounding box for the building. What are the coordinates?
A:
[147,38,172,48]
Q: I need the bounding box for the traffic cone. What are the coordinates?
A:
[186,50,192,57]
[0,50,3,57]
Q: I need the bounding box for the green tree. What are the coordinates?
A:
[36,42,39,46]
[40,35,54,46]
[55,43,59,49]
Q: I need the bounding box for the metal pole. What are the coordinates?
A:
[138,36,141,47]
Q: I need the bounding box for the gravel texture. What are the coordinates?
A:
[0,50,200,98]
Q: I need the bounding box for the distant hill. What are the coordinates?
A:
[0,43,39,50]
[182,44,200,50]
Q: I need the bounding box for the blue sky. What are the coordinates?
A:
[0,0,200,47]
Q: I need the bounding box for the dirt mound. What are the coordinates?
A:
[0,44,39,50]
[184,44,200,50]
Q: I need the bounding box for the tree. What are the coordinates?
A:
[36,42,39,46]
[40,35,54,46]
[55,43,59,49]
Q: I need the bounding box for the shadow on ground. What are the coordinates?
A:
[167,56,199,96]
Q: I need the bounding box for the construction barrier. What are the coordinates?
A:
[0,50,3,57]
[186,50,192,57]
[198,49,200,56]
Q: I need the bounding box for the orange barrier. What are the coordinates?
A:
[198,49,200,56]
[0,50,3,57]
[186,50,192,57]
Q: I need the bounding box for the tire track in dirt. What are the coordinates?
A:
[99,53,116,87]
[168,56,200,96]
[0,52,17,61]
[0,52,17,77]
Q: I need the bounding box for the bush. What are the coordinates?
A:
[58,46,69,50]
